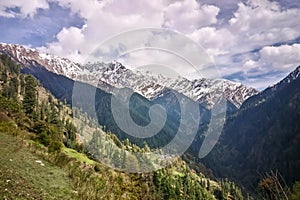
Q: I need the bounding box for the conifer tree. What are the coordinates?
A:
[23,75,38,116]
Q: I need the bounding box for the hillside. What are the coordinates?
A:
[0,52,245,199]
[0,132,75,199]
[0,43,244,164]
[1,45,300,199]
[204,66,300,195]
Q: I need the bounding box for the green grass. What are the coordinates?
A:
[0,132,75,199]
[63,147,95,165]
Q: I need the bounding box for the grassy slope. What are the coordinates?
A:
[63,147,95,165]
[0,54,245,200]
[0,132,75,200]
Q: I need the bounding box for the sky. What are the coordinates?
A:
[0,0,300,90]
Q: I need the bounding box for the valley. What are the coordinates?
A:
[0,43,300,199]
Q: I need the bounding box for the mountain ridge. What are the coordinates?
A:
[0,43,258,109]
[203,65,300,191]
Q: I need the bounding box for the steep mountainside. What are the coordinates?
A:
[0,48,246,200]
[0,43,257,109]
[0,43,82,78]
[1,42,300,199]
[204,66,300,190]
[21,63,213,154]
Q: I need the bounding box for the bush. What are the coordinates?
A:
[37,131,51,146]
[48,141,63,153]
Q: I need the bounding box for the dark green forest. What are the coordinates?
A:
[203,66,300,199]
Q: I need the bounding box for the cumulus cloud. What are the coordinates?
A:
[42,0,168,62]
[39,26,86,63]
[235,43,300,90]
[42,0,221,67]
[183,0,300,62]
[191,0,300,88]
[0,0,49,18]
[245,44,300,71]
[228,0,300,52]
[163,0,219,32]
[188,27,234,57]
[260,44,300,69]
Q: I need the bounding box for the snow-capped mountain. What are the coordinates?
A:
[0,43,82,79]
[0,43,258,108]
[81,61,258,108]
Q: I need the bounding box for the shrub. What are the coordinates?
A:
[37,131,51,146]
[48,141,63,153]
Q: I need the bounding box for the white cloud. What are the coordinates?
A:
[188,27,234,57]
[39,26,86,63]
[176,0,300,77]
[188,0,300,88]
[236,43,300,90]
[228,0,300,52]
[250,44,300,70]
[243,59,257,70]
[42,0,221,66]
[52,0,165,39]
[115,30,214,79]
[43,0,168,62]
[163,0,220,33]
[0,0,49,18]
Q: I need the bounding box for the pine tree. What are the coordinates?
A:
[9,77,19,99]
[23,75,38,116]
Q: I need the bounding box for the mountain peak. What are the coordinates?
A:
[0,43,82,79]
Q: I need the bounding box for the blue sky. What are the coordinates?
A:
[0,2,83,47]
[0,0,300,90]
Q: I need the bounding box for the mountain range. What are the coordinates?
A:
[0,42,299,194]
[0,43,258,109]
